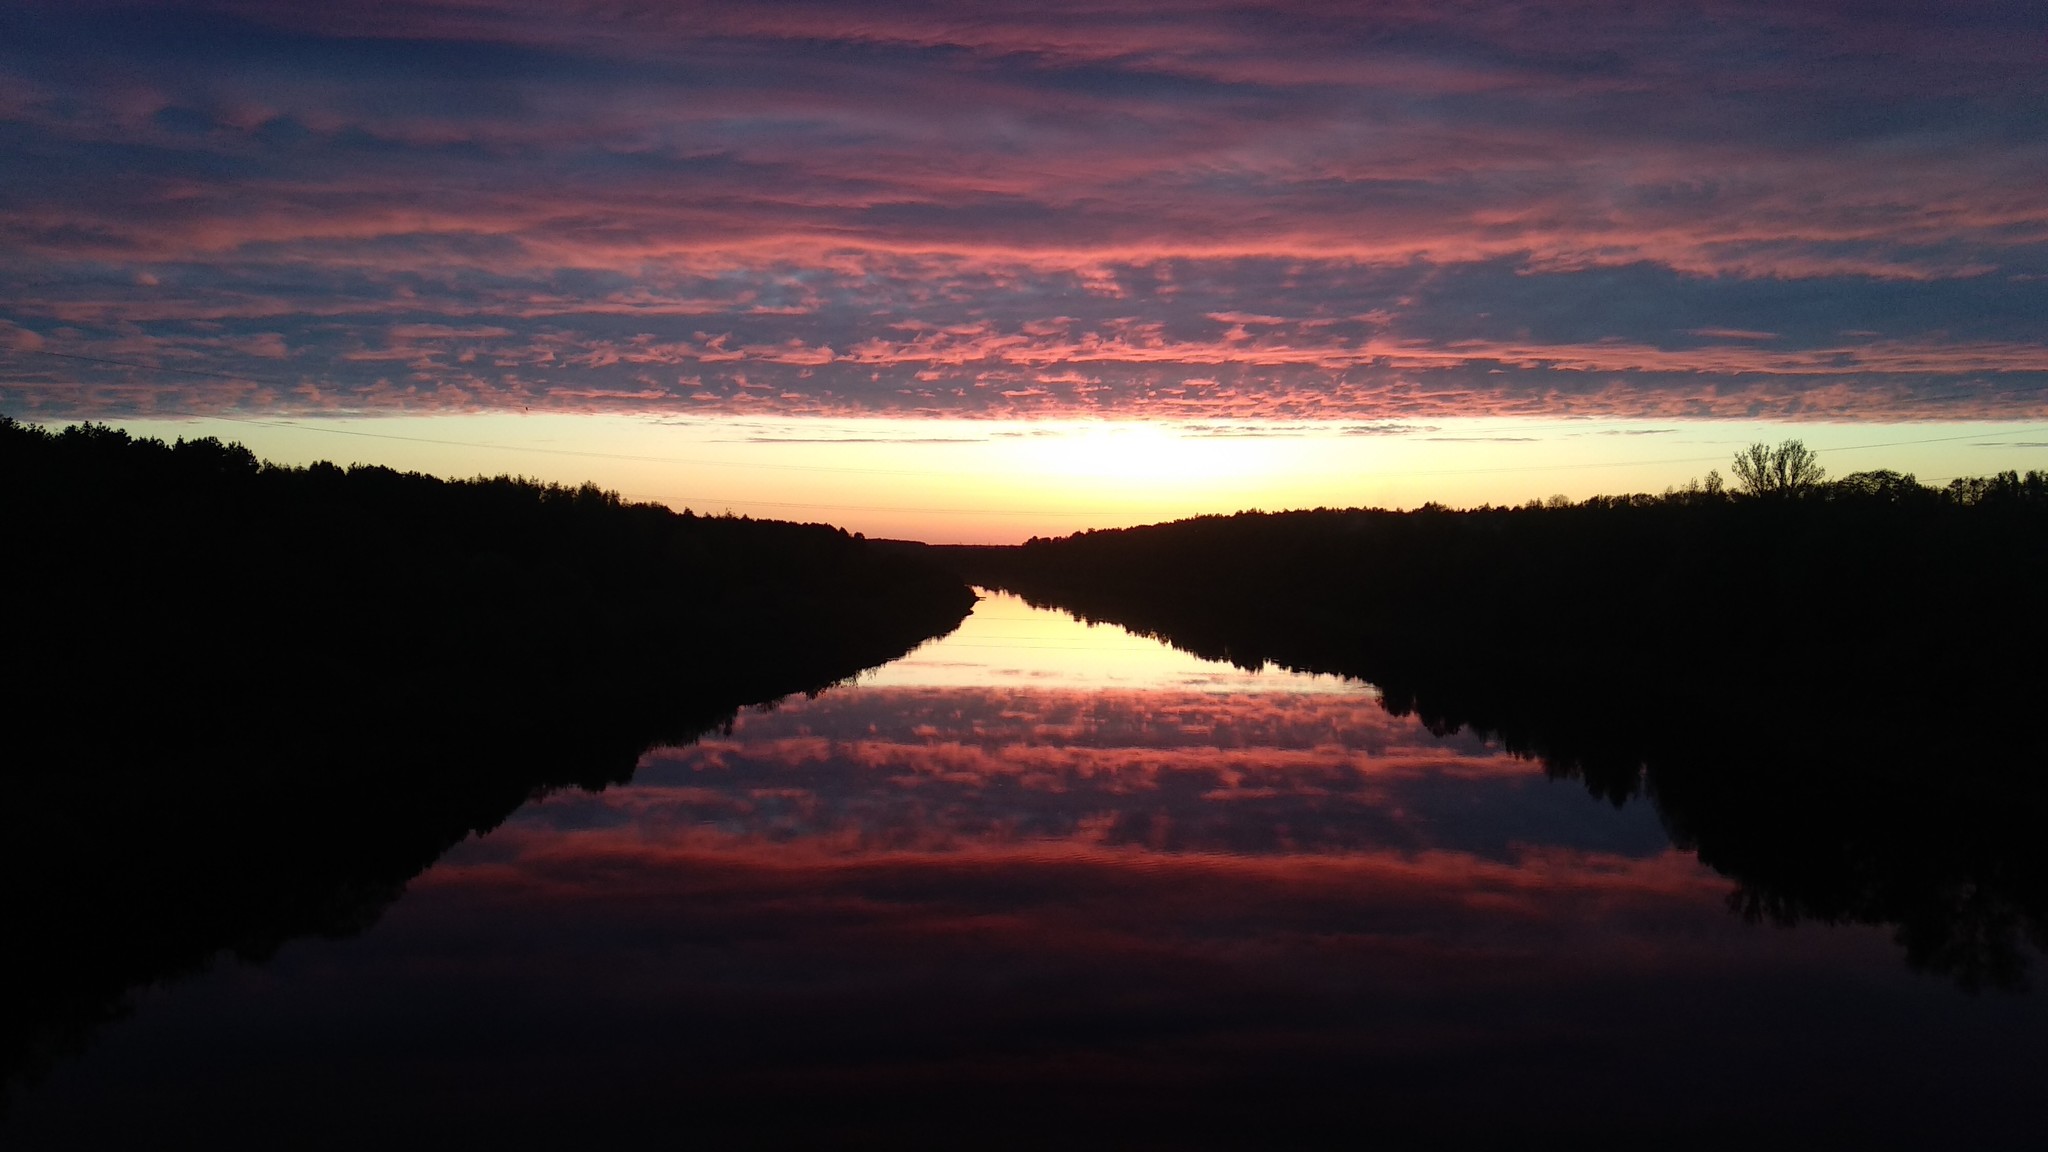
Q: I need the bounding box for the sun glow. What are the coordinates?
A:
[1006,422,1280,487]
[74,411,2048,545]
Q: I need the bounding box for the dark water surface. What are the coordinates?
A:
[9,592,2044,1148]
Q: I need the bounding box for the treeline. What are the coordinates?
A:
[4,417,974,740]
[0,416,976,1094]
[947,456,2048,695]
[1655,436,2044,506]
[931,449,2048,988]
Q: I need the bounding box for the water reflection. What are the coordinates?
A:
[497,591,1668,866]
[861,588,1360,692]
[531,686,1664,863]
[8,593,2044,1148]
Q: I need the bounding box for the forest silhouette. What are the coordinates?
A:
[0,416,976,1097]
[923,451,2048,990]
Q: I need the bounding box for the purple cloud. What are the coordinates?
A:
[2,1,2043,420]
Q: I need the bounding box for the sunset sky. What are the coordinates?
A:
[4,1,2045,541]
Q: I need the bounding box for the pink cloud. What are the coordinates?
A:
[4,1,2044,422]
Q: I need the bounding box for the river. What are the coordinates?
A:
[7,591,2043,1147]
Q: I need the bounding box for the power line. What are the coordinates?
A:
[1393,423,2048,477]
[23,349,300,388]
[615,492,1113,518]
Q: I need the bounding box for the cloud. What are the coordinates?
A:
[2,1,2044,420]
[0,320,44,352]
[739,435,987,444]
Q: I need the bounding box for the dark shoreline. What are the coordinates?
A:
[913,490,2048,989]
[1,418,979,1097]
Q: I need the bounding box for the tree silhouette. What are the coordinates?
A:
[0,414,982,1091]
[932,487,2048,991]
[1832,468,1933,505]
[1730,439,1825,497]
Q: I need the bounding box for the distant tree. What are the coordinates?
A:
[1946,469,2048,506]
[1730,440,1825,498]
[1666,469,1728,505]
[170,435,260,480]
[1831,469,1931,505]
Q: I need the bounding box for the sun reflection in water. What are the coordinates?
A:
[861,588,1366,693]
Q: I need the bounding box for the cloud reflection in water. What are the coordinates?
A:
[16,592,2041,1147]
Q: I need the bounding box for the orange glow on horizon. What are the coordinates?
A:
[62,412,2048,544]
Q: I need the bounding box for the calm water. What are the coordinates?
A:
[9,592,2044,1147]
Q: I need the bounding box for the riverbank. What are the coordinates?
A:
[1,417,978,1094]
[912,490,2048,990]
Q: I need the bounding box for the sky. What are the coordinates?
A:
[3,0,2046,541]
